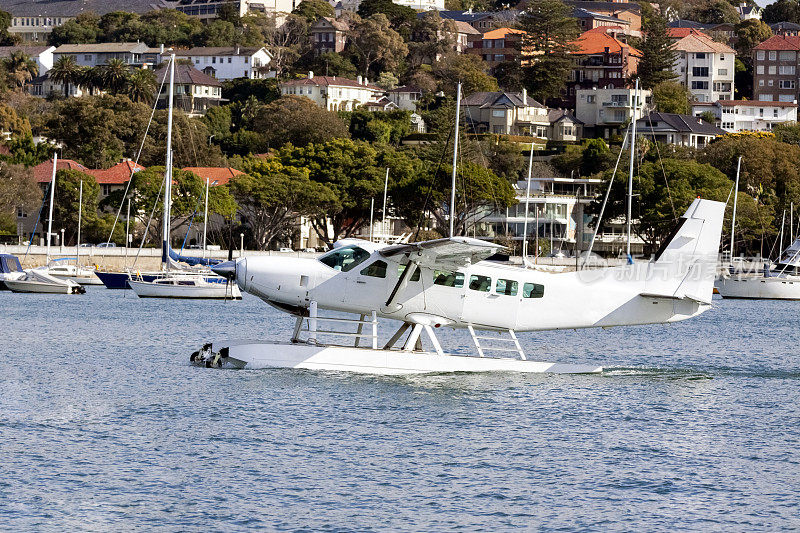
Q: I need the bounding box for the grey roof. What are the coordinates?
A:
[155,64,222,87]
[0,0,170,17]
[54,42,152,54]
[636,112,725,135]
[175,46,266,57]
[771,21,800,30]
[388,85,422,93]
[572,6,629,24]
[461,91,545,109]
[422,9,520,23]
[0,45,53,58]
[548,109,583,125]
[668,19,713,29]
[310,17,349,32]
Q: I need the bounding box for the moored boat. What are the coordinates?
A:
[5,268,85,294]
[0,253,25,290]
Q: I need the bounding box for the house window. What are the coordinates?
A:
[780,51,795,60]
[757,65,764,74]
[245,57,249,63]
[84,54,91,61]
[587,95,596,103]
[769,79,774,86]
[692,67,709,77]
[492,109,505,117]
[769,51,777,60]
[759,80,765,86]
[718,69,727,76]
[563,126,573,136]
[691,81,709,90]
[695,52,706,59]
[228,57,231,63]
[775,109,779,117]
[244,70,248,77]
[17,207,27,218]
[780,80,795,89]
[757,50,765,60]
[102,184,112,196]
[720,54,725,60]
[779,65,795,75]
[212,57,216,63]
[769,66,776,74]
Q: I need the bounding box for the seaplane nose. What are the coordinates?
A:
[211,260,237,280]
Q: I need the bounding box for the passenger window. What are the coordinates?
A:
[434,270,464,288]
[318,245,371,272]
[496,279,518,296]
[468,274,491,292]
[361,260,387,278]
[397,263,421,281]
[522,282,545,298]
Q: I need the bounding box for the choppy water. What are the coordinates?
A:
[1,288,799,531]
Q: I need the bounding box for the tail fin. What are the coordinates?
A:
[651,198,725,303]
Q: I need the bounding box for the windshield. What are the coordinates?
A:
[318,245,371,272]
[2,256,21,272]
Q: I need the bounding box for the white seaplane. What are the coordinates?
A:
[191,197,725,375]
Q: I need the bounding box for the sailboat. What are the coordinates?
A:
[128,54,241,300]
[6,154,85,294]
[715,157,800,299]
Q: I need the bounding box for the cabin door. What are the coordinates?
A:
[460,273,520,329]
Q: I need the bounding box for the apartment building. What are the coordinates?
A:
[671,32,735,103]
[575,87,652,138]
[695,100,798,132]
[466,28,527,71]
[753,35,800,103]
[565,28,641,107]
[53,43,161,69]
[175,47,273,80]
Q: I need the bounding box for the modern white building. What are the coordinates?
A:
[694,100,799,132]
[671,31,735,103]
[175,47,273,81]
[575,87,652,138]
[279,72,383,111]
[0,45,55,74]
[52,42,161,68]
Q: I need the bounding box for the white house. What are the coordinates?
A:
[737,2,762,21]
[387,85,422,111]
[279,72,384,111]
[672,31,735,103]
[393,0,445,10]
[0,45,55,74]
[695,100,799,132]
[575,87,652,138]
[175,47,273,81]
[52,42,161,68]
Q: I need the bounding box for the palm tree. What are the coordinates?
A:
[126,68,156,103]
[3,51,38,89]
[100,58,130,94]
[79,66,104,96]
[49,55,81,97]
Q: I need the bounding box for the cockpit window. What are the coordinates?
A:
[434,270,463,288]
[468,275,491,292]
[361,260,387,278]
[318,245,371,272]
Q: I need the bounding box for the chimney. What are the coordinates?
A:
[357,75,363,85]
[160,44,164,53]
[522,87,527,103]
[308,70,314,79]
[236,46,240,55]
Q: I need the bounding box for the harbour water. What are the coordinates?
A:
[2,289,799,530]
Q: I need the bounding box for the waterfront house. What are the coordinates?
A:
[461,90,550,136]
[279,72,383,111]
[52,42,162,69]
[155,65,223,117]
[175,46,273,81]
[635,111,725,147]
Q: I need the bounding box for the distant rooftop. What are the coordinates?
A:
[0,0,170,17]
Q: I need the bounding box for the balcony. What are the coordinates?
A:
[602,101,631,107]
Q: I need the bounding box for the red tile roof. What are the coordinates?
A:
[85,160,145,184]
[481,27,526,40]
[33,159,88,183]
[668,28,710,39]
[571,28,641,56]
[672,31,734,53]
[182,167,244,186]
[754,35,800,51]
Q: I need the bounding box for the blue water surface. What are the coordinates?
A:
[1,288,799,531]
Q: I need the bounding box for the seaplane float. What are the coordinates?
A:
[191,198,725,375]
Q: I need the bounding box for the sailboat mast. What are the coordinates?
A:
[381,168,389,243]
[449,82,461,238]
[626,78,639,259]
[203,177,209,259]
[730,156,741,259]
[76,180,82,266]
[46,152,57,263]
[162,53,175,273]
[522,140,534,262]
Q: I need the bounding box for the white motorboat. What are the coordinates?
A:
[130,274,240,299]
[0,253,25,290]
[5,268,85,294]
[716,237,800,299]
[42,262,103,285]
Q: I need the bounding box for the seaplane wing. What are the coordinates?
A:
[379,237,506,269]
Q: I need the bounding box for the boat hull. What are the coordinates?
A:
[95,271,157,289]
[193,341,603,375]
[48,273,104,285]
[715,276,800,300]
[5,279,84,294]
[129,280,241,299]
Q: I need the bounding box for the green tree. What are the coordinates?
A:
[221,78,280,105]
[48,12,101,45]
[264,14,309,76]
[0,163,39,233]
[138,9,204,47]
[356,0,416,38]
[100,58,130,94]
[232,158,339,249]
[0,135,55,166]
[98,11,143,42]
[638,2,677,89]
[408,12,458,68]
[50,169,107,245]
[652,81,692,114]
[349,13,408,77]
[307,51,359,79]
[518,0,580,102]
[2,51,38,89]
[763,0,800,24]
[699,110,717,124]
[734,19,772,99]
[126,68,156,103]
[251,96,350,148]
[79,66,105,96]
[0,10,19,45]
[292,0,335,21]
[686,0,741,24]
[202,20,237,47]
[49,55,83,97]
[0,103,31,137]
[433,54,499,95]
[347,109,411,144]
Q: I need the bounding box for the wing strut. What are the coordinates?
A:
[383,255,418,312]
